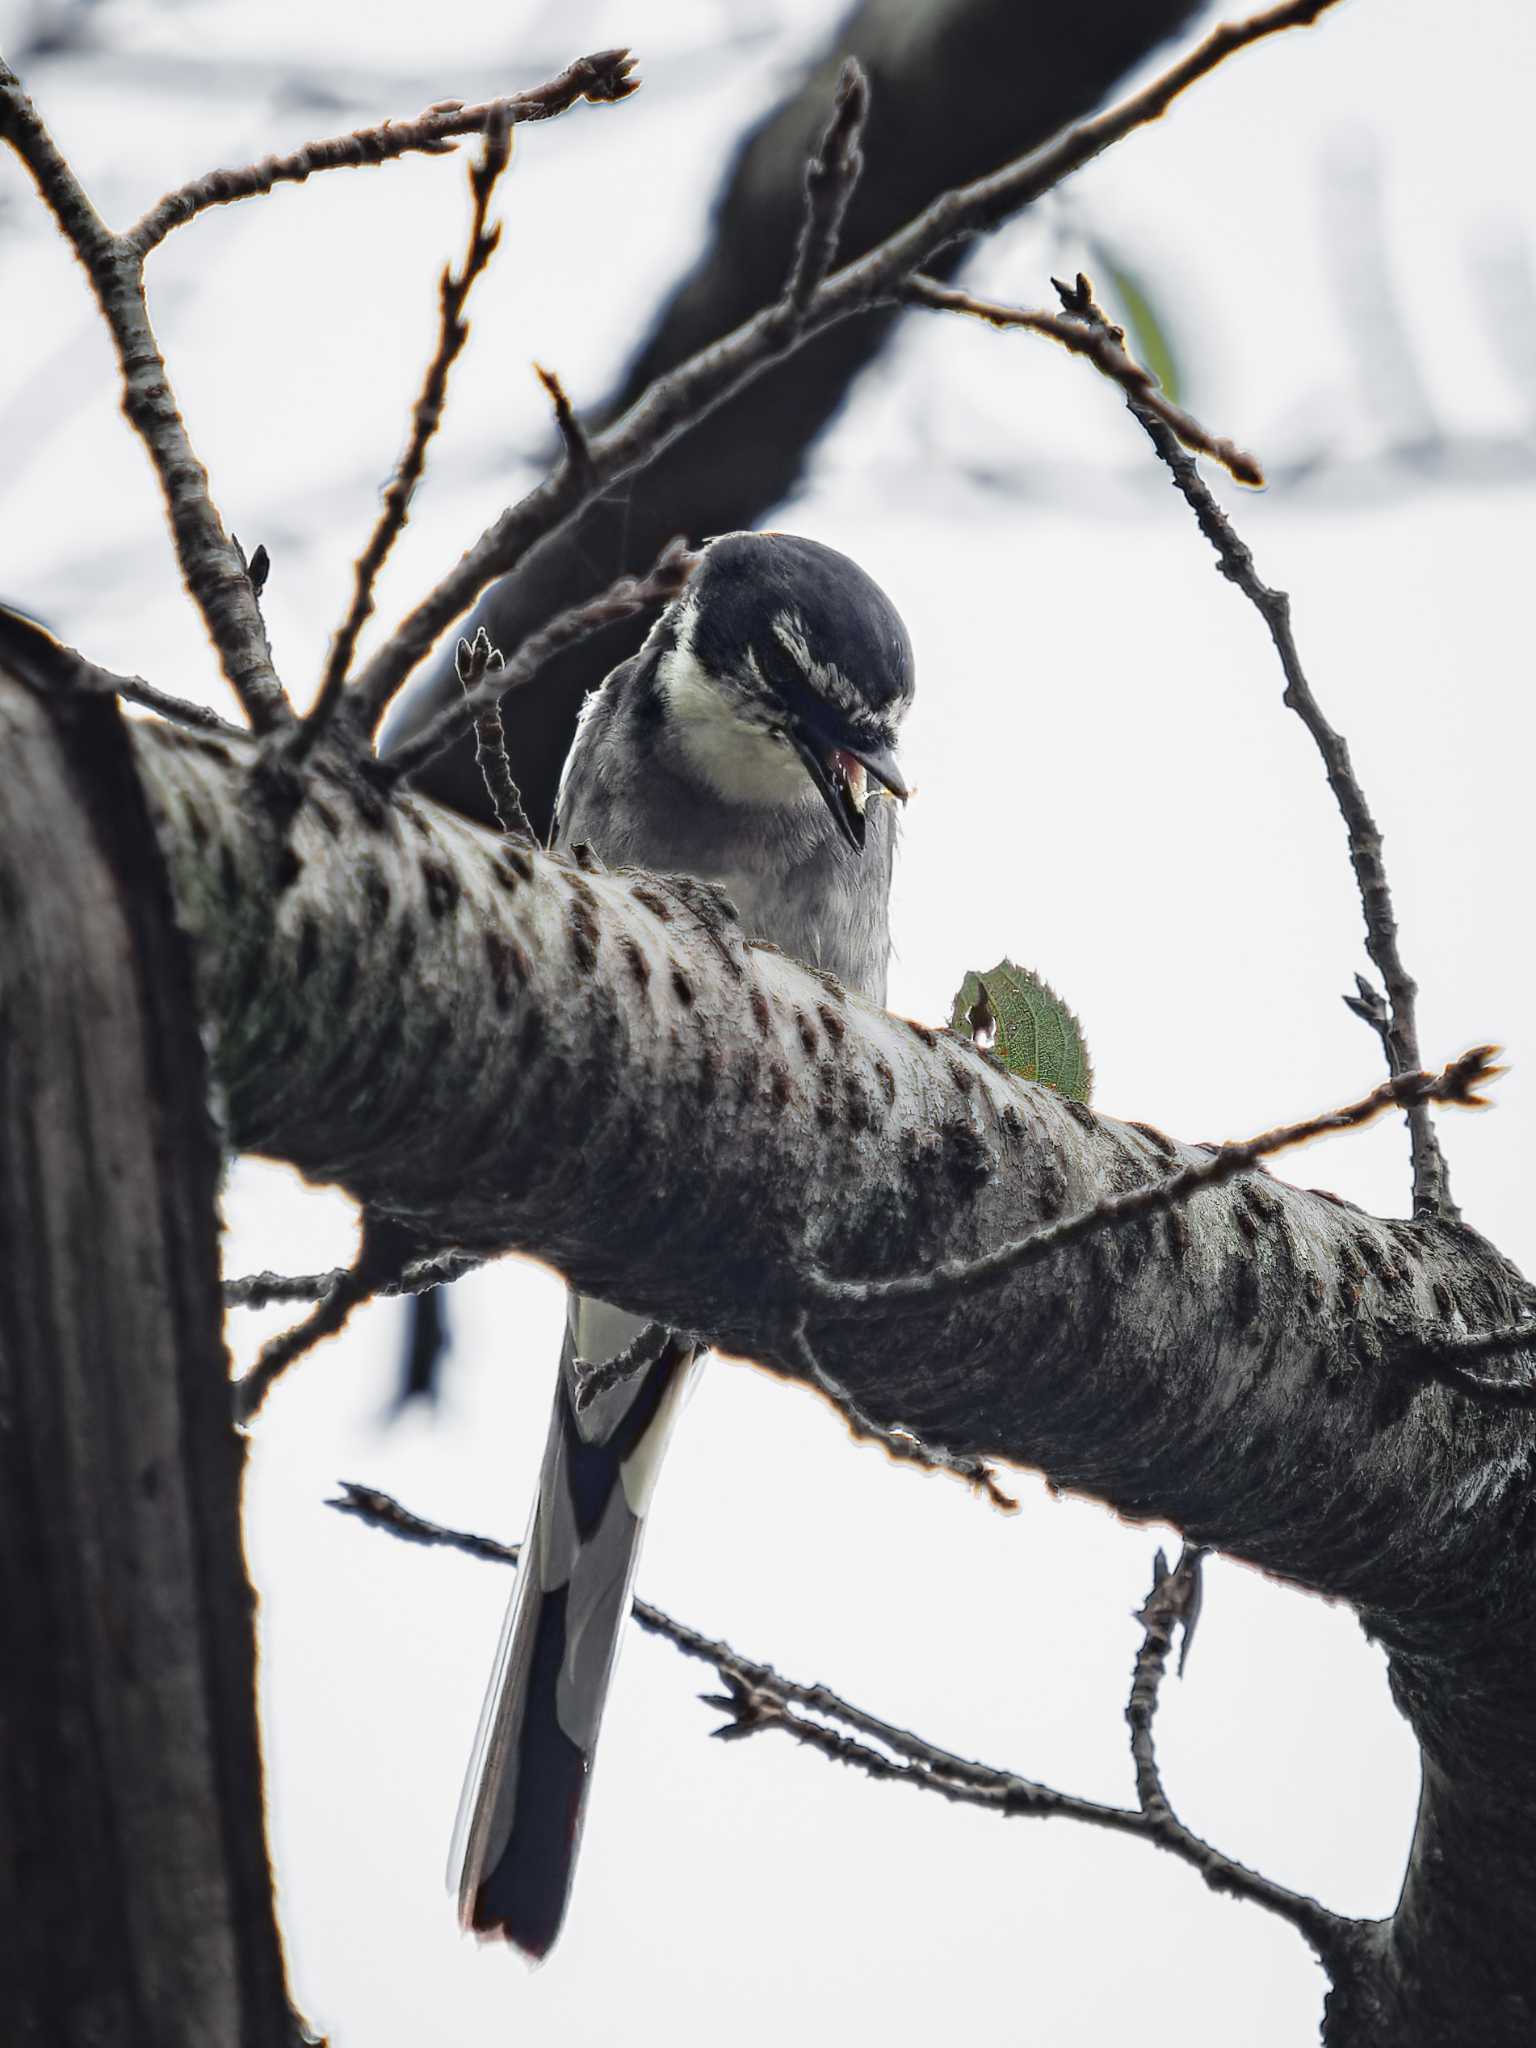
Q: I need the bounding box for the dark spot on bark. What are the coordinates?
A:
[696,1044,719,1102]
[421,859,459,922]
[734,1049,762,1102]
[311,797,341,838]
[813,968,846,1001]
[818,1003,846,1046]
[795,1009,818,1058]
[1165,1208,1191,1258]
[632,884,672,923]
[1337,1240,1366,1285]
[181,796,210,850]
[517,1005,544,1064]
[497,841,534,886]
[571,840,602,872]
[295,912,321,985]
[620,936,651,991]
[1230,1254,1262,1330]
[1357,1233,1389,1279]
[670,966,695,1008]
[946,1057,974,1096]
[334,947,358,1013]
[1235,1204,1260,1244]
[274,845,302,895]
[1000,1104,1025,1141]
[398,802,434,840]
[1337,1276,1362,1318]
[218,841,240,905]
[769,1062,792,1109]
[1304,1270,1326,1310]
[1432,1278,1454,1320]
[942,1121,991,1196]
[906,1018,938,1048]
[1063,1098,1097,1131]
[350,779,389,832]
[359,862,391,929]
[873,1056,896,1104]
[750,988,772,1037]
[567,893,600,974]
[844,1076,871,1132]
[1037,1159,1067,1220]
[484,930,517,1014]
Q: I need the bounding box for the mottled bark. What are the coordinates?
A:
[0,676,297,2044]
[89,690,1532,2043]
[5,653,1534,2041]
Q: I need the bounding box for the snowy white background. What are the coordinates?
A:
[4,0,1534,2039]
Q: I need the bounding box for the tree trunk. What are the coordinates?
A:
[0,670,298,2046]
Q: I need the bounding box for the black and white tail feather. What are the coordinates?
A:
[452,531,914,1956]
[453,1301,699,1954]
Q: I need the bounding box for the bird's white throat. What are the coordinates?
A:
[656,641,812,808]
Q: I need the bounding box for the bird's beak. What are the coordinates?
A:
[791,730,908,852]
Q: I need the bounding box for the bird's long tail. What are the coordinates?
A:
[452,1300,700,1957]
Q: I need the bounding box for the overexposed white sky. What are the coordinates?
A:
[4,0,1534,2040]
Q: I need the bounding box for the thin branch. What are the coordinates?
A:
[534,363,594,486]
[789,1316,1018,1511]
[347,0,1348,734]
[126,51,639,257]
[1055,271,1455,1224]
[296,114,515,762]
[905,274,1263,486]
[231,1215,421,1420]
[223,1248,482,1311]
[0,61,292,733]
[376,539,696,788]
[812,1049,1503,1314]
[781,59,869,318]
[336,1484,1354,1966]
[455,628,536,840]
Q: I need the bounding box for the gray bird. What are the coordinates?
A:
[453,530,915,1956]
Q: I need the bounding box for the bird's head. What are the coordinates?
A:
[653,531,913,850]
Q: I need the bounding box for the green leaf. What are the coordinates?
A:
[950,959,1094,1103]
[1086,238,1182,406]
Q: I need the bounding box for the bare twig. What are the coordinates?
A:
[905,274,1263,486]
[788,1316,1018,1512]
[231,1215,422,1420]
[223,1248,482,1311]
[126,52,639,257]
[0,61,292,732]
[336,1484,1353,1964]
[377,539,696,788]
[813,1050,1503,1314]
[454,628,536,840]
[1055,270,1455,1223]
[347,0,1348,734]
[297,116,515,762]
[534,364,594,486]
[782,59,869,318]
